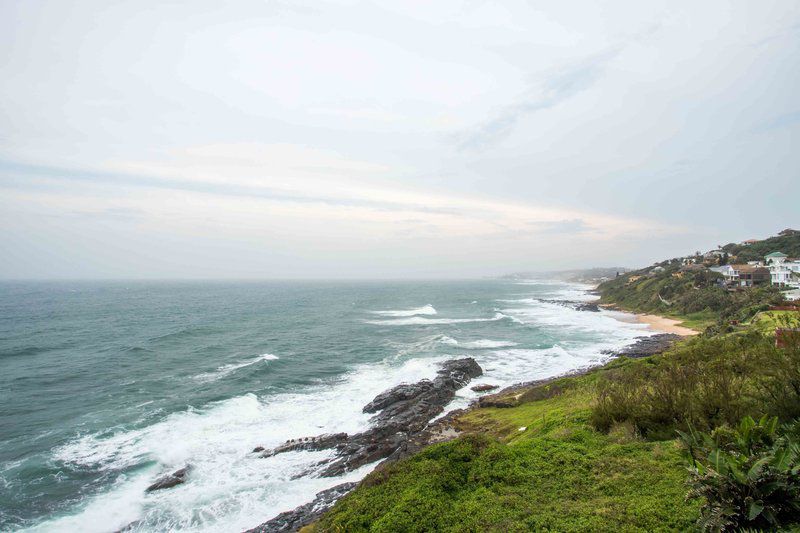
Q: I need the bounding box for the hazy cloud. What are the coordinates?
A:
[0,0,798,278]
[454,50,618,151]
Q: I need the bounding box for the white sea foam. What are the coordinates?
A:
[439,337,518,349]
[45,356,451,533]
[364,312,507,326]
[371,304,437,317]
[193,353,280,383]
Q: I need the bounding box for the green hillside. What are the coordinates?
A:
[722,229,800,262]
[595,230,800,331]
[596,263,783,331]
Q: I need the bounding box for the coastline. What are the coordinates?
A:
[255,287,691,531]
[586,282,698,336]
[290,315,689,529]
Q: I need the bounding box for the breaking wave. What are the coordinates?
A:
[438,337,518,349]
[370,305,437,317]
[194,353,279,383]
[364,312,507,326]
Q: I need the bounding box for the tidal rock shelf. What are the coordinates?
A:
[606,333,681,358]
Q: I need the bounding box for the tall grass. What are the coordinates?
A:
[591,332,800,439]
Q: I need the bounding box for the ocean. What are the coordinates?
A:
[0,279,654,532]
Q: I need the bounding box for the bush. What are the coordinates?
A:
[591,332,800,439]
[678,416,800,531]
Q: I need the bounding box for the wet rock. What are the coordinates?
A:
[146,465,191,492]
[259,433,348,458]
[252,446,265,453]
[259,358,482,478]
[244,482,357,533]
[612,333,681,358]
[362,381,434,414]
[471,383,499,392]
[539,299,600,312]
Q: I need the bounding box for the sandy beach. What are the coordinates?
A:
[607,309,698,336]
[634,314,699,336]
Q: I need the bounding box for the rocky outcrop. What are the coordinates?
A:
[256,358,482,478]
[471,383,499,392]
[146,465,191,492]
[259,433,348,457]
[610,333,681,358]
[362,381,435,414]
[539,299,600,312]
[244,482,356,533]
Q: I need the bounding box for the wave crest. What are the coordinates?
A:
[365,312,507,326]
[194,353,279,382]
[371,304,437,317]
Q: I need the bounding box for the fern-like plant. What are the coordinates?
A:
[678,415,800,531]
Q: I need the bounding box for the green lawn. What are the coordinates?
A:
[664,310,717,331]
[750,310,800,335]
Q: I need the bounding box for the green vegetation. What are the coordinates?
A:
[751,310,800,335]
[678,416,800,531]
[597,264,783,331]
[722,230,800,262]
[591,332,800,439]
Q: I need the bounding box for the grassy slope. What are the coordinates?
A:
[310,367,700,532]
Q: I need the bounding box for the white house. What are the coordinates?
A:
[765,252,800,288]
[710,264,739,284]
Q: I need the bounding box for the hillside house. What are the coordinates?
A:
[710,264,768,287]
[765,252,800,287]
[710,265,738,284]
[731,264,770,287]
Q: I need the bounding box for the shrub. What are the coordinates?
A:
[591,332,800,439]
[591,334,767,438]
[678,416,800,531]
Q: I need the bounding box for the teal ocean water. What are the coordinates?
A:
[0,280,653,532]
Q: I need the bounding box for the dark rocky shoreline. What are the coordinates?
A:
[609,333,681,358]
[538,299,601,312]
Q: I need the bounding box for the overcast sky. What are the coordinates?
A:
[1,0,798,278]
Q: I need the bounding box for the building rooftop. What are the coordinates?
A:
[732,264,768,273]
[765,252,788,258]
